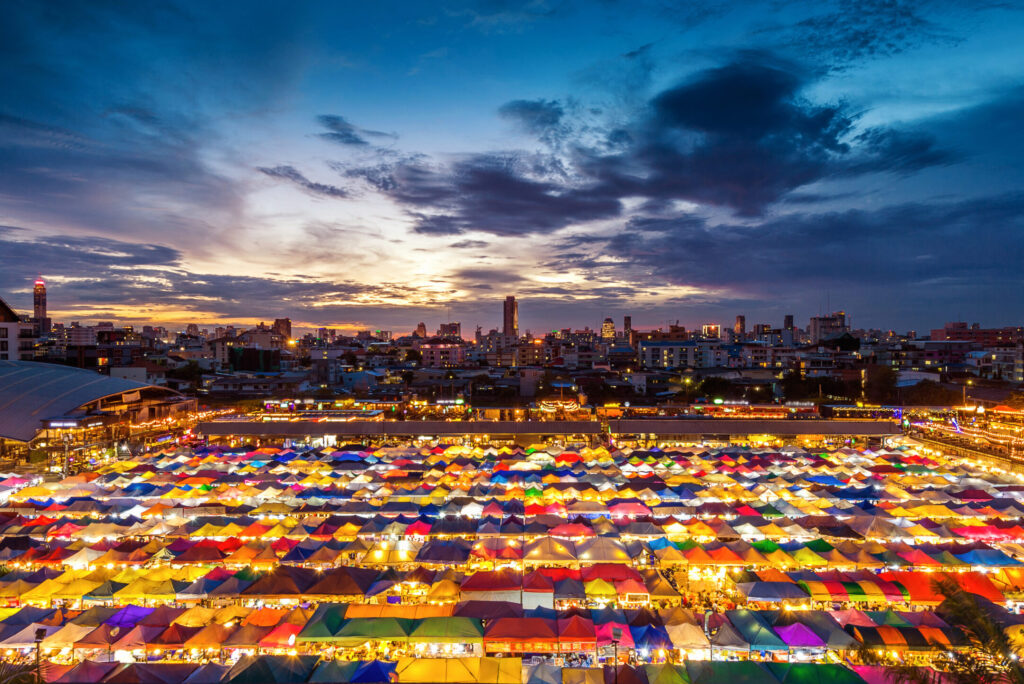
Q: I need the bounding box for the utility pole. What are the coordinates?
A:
[61,432,71,477]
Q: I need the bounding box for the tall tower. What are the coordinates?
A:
[601,317,616,341]
[503,296,518,337]
[33,277,49,335]
[734,315,746,337]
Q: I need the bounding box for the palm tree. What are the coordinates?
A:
[860,576,1024,684]
[0,661,37,684]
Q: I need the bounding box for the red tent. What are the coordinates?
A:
[558,616,597,652]
[484,618,558,651]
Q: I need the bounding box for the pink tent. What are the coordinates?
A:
[596,622,635,648]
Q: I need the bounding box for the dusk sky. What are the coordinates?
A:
[2,0,1023,335]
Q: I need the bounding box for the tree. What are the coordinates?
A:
[864,365,898,404]
[1005,391,1024,409]
[902,380,961,406]
[405,349,422,364]
[860,576,1024,683]
[0,662,36,684]
[697,377,734,401]
[165,361,204,390]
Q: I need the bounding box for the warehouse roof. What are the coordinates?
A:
[198,420,603,437]
[0,360,178,442]
[608,418,901,436]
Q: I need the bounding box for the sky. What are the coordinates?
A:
[2,0,1023,335]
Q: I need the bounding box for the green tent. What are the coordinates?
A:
[297,604,349,642]
[685,661,779,684]
[749,539,781,553]
[753,503,784,518]
[309,659,361,683]
[224,655,320,684]
[839,582,869,602]
[864,610,913,627]
[642,663,690,684]
[788,547,827,566]
[408,617,484,643]
[332,617,415,646]
[723,610,788,651]
[765,663,866,684]
[803,539,834,553]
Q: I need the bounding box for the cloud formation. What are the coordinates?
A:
[1,1,1021,331]
[258,165,348,198]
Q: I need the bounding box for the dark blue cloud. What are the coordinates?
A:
[0,0,1021,330]
[498,99,564,133]
[316,115,396,147]
[258,165,348,198]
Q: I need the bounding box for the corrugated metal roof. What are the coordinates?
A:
[0,360,160,442]
[198,420,603,437]
[608,418,900,436]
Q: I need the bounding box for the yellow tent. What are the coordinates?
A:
[477,657,522,684]
[396,657,479,684]
[562,669,604,684]
[584,578,617,599]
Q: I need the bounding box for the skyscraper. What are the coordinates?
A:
[784,314,794,331]
[601,317,615,341]
[503,296,518,337]
[809,311,848,344]
[438,322,462,339]
[33,277,49,335]
[701,323,721,339]
[272,318,292,339]
[734,315,746,337]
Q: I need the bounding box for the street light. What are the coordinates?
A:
[34,627,46,684]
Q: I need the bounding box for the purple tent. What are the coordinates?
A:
[105,605,154,629]
[774,623,826,648]
[53,660,118,683]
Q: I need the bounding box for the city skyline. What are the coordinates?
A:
[0,273,1011,338]
[3,2,1024,332]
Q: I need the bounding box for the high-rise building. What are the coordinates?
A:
[623,316,632,333]
[272,318,292,339]
[701,324,721,340]
[503,296,519,337]
[415,322,427,337]
[809,311,848,344]
[33,277,49,335]
[784,314,794,331]
[438,322,462,339]
[601,317,616,341]
[734,315,746,338]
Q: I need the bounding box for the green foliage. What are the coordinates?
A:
[901,380,962,406]
[165,361,203,385]
[864,365,898,404]
[697,376,736,400]
[0,661,36,684]
[860,576,1024,684]
[780,373,854,402]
